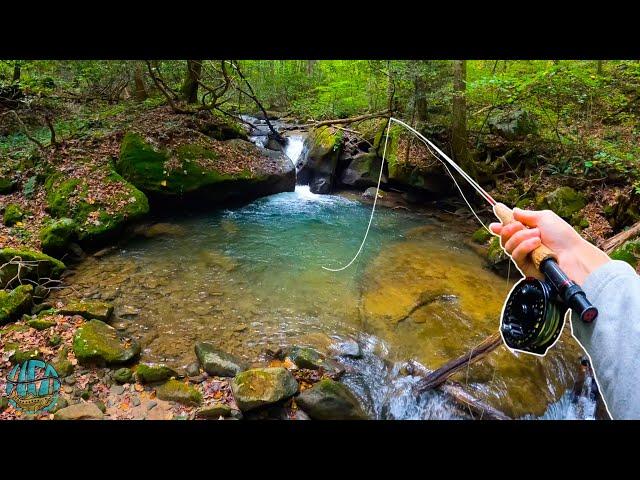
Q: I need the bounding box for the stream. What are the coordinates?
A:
[53,118,598,419]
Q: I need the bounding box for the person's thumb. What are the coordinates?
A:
[512,207,545,227]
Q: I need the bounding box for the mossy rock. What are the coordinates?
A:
[610,239,640,269]
[340,151,386,189]
[296,378,368,420]
[485,236,511,278]
[135,363,178,384]
[44,166,149,245]
[471,227,493,244]
[196,403,232,419]
[39,218,77,254]
[73,319,140,366]
[156,379,202,406]
[0,248,66,289]
[286,345,343,375]
[194,341,247,377]
[298,126,343,194]
[0,284,33,325]
[536,186,586,220]
[231,367,298,412]
[58,300,113,322]
[9,347,43,364]
[114,367,133,384]
[0,177,16,195]
[3,203,25,226]
[26,317,56,330]
[52,347,74,377]
[487,109,537,139]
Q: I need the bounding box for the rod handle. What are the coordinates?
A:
[492,202,558,271]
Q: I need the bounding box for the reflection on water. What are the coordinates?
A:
[56,186,587,418]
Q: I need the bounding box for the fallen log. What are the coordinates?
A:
[280,110,392,131]
[414,332,503,392]
[441,382,511,420]
[601,220,640,254]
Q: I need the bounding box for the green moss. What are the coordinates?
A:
[0,248,65,289]
[231,367,299,411]
[487,236,507,264]
[58,300,113,321]
[287,346,325,370]
[135,363,178,384]
[471,227,493,244]
[3,203,25,226]
[0,284,33,325]
[10,348,43,364]
[39,218,76,254]
[0,177,15,194]
[610,239,640,268]
[311,126,343,151]
[73,319,140,366]
[27,317,56,330]
[52,347,74,377]
[156,379,202,406]
[114,367,133,384]
[536,186,586,220]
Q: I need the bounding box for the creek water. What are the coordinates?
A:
[54,125,597,419]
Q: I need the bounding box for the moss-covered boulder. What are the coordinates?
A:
[610,239,640,268]
[536,186,586,220]
[51,347,74,377]
[135,363,178,384]
[58,300,113,322]
[286,346,344,376]
[0,284,33,325]
[296,379,368,420]
[156,379,202,406]
[73,319,140,366]
[231,367,299,412]
[39,218,77,255]
[0,249,65,289]
[114,367,133,384]
[297,126,343,194]
[44,165,149,246]
[488,109,537,139]
[116,132,295,203]
[339,151,386,189]
[0,176,16,195]
[3,203,25,226]
[485,236,512,278]
[196,403,232,419]
[472,227,493,244]
[195,341,247,377]
[26,317,56,330]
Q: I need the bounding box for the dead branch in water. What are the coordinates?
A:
[441,382,511,420]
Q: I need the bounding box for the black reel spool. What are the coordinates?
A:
[501,277,566,355]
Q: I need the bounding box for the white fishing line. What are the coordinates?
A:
[322,117,494,272]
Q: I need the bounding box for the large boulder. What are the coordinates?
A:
[340,151,387,189]
[231,367,298,411]
[0,248,66,289]
[39,218,77,255]
[195,342,247,377]
[72,319,140,366]
[297,126,343,194]
[44,165,149,246]
[58,300,113,322]
[116,132,295,204]
[0,284,33,325]
[536,186,586,220]
[488,109,537,139]
[297,379,368,420]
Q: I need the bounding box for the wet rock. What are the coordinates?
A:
[296,379,368,420]
[340,151,387,189]
[0,248,65,290]
[362,187,383,199]
[133,222,187,239]
[195,341,247,377]
[330,339,362,359]
[146,400,157,411]
[287,346,345,377]
[135,363,178,384]
[231,367,299,412]
[131,397,141,407]
[73,320,141,366]
[114,368,133,384]
[59,300,113,322]
[297,126,343,194]
[196,403,232,419]
[39,218,77,255]
[54,402,104,420]
[0,284,33,325]
[185,362,201,377]
[156,379,202,406]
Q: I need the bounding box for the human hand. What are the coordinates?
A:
[489,208,610,285]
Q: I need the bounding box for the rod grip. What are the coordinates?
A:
[492,202,558,271]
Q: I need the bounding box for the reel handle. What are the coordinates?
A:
[492,202,558,271]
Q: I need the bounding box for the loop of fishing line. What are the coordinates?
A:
[322,117,495,272]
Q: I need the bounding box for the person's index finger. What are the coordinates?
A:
[513,207,543,228]
[489,222,502,234]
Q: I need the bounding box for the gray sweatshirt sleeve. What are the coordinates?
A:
[572,259,640,420]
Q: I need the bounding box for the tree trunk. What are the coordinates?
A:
[415,75,428,121]
[387,60,395,112]
[451,60,471,172]
[597,60,604,75]
[133,61,148,102]
[12,62,21,83]
[181,60,202,104]
[306,60,317,76]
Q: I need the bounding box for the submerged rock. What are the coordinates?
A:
[59,300,113,322]
[231,367,298,411]
[296,379,368,420]
[54,402,105,420]
[195,342,247,377]
[0,284,33,325]
[73,320,140,366]
[0,248,66,290]
[156,379,202,406]
[136,363,178,383]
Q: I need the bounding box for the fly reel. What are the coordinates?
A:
[501,277,566,356]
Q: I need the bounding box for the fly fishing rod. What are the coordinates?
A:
[324,117,598,356]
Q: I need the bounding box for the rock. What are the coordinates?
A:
[133,222,187,239]
[296,379,369,420]
[0,249,65,290]
[49,396,68,414]
[59,300,113,322]
[536,186,586,220]
[185,362,201,377]
[135,363,178,383]
[230,367,298,411]
[0,177,16,195]
[131,396,141,407]
[73,319,141,366]
[146,400,157,411]
[488,109,537,139]
[3,203,25,226]
[471,227,493,244]
[54,402,105,420]
[0,284,33,325]
[156,379,202,406]
[195,342,247,377]
[485,236,512,278]
[114,367,133,384]
[27,317,56,330]
[39,218,77,255]
[52,347,74,377]
[340,151,387,188]
[116,132,295,204]
[362,187,383,199]
[48,334,62,347]
[196,403,232,419]
[67,243,86,260]
[297,126,343,194]
[610,239,640,268]
[9,348,43,364]
[286,346,325,370]
[95,400,107,413]
[330,339,362,359]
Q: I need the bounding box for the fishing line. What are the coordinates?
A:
[322,117,494,272]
